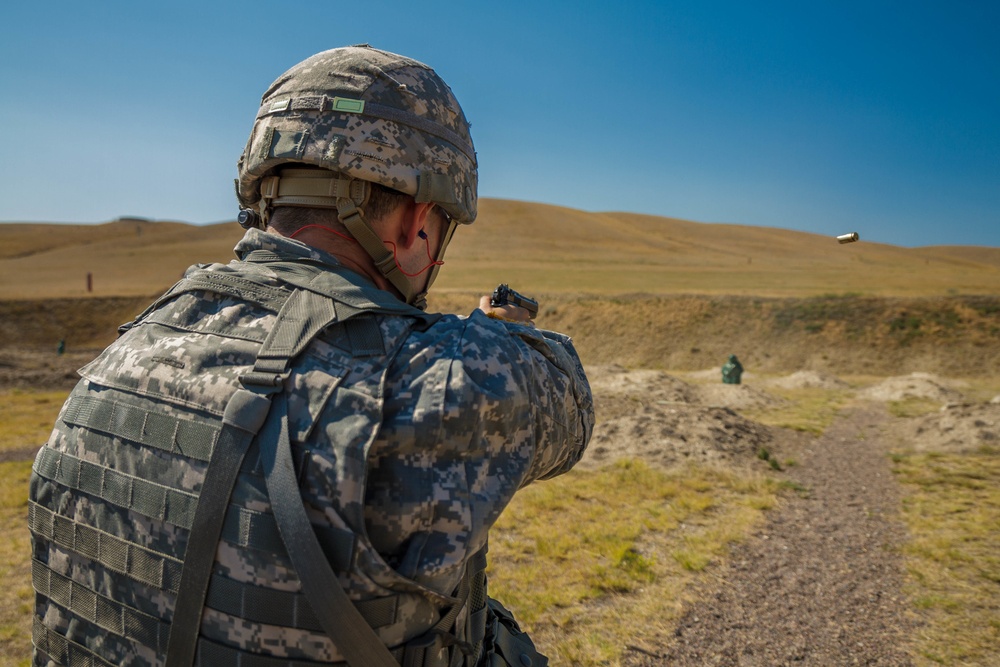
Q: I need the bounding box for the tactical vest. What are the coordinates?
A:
[29,251,499,667]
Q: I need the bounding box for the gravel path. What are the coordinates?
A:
[627,403,917,666]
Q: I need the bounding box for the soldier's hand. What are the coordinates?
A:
[479,296,535,325]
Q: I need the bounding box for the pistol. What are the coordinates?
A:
[490,284,539,318]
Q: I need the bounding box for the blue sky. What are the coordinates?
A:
[1,0,997,247]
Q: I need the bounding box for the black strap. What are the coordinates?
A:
[161,278,438,667]
[205,572,399,632]
[167,285,340,665]
[259,390,399,667]
[167,285,399,666]
[165,389,272,667]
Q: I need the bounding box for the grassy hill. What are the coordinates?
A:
[3,200,999,300]
[0,218,240,299]
[2,200,998,376]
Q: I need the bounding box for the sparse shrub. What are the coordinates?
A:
[889,314,922,332]
[778,480,809,497]
[672,549,711,572]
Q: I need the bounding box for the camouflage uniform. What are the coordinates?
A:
[29,228,594,665]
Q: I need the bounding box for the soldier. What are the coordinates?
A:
[29,45,594,667]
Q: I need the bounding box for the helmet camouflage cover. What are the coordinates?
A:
[236,44,478,224]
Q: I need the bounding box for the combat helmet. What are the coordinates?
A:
[236,44,477,308]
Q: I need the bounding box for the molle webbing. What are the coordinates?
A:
[33,614,407,667]
[195,636,407,667]
[166,419,261,663]
[28,501,183,593]
[32,446,357,570]
[33,617,117,667]
[30,443,388,642]
[167,285,402,667]
[32,559,169,654]
[61,394,222,462]
[33,445,200,527]
[220,504,356,567]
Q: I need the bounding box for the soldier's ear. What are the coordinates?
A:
[400,202,436,249]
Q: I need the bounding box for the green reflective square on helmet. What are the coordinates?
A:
[332,97,365,114]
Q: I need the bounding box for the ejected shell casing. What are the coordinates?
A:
[837,232,860,244]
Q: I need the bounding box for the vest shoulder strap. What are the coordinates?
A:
[165,286,399,667]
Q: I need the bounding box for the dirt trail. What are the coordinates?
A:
[627,403,917,666]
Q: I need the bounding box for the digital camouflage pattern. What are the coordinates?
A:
[30,228,594,665]
[237,44,478,224]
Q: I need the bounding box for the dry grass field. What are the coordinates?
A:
[3,200,1000,301]
[1,202,998,665]
[3,200,999,378]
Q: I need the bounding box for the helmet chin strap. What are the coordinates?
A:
[260,169,433,309]
[417,216,457,308]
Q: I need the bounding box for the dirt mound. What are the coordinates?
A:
[683,368,754,383]
[890,403,1000,454]
[858,372,965,403]
[587,367,774,469]
[590,366,783,413]
[584,404,773,469]
[589,366,699,403]
[767,370,850,390]
[693,383,785,410]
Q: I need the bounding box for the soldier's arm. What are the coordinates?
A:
[460,310,595,486]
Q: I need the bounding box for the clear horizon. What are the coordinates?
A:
[1,0,997,248]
